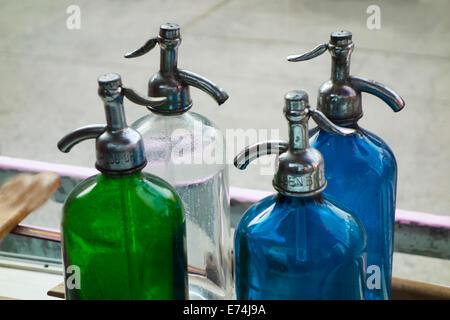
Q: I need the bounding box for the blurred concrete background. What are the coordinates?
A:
[0,0,448,286]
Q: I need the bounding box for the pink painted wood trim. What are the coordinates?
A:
[0,156,98,179]
[1,156,448,231]
[230,186,450,230]
[395,209,450,229]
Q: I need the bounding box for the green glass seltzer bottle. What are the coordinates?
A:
[57,73,188,299]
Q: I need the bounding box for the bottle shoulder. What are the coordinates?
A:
[64,174,101,204]
[63,173,184,219]
[131,111,221,135]
[130,110,227,181]
[236,194,366,252]
[311,127,397,169]
[361,127,396,159]
[140,171,184,204]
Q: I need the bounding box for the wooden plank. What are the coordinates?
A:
[0,172,60,241]
[48,277,450,300]
[47,282,65,299]
[391,277,450,300]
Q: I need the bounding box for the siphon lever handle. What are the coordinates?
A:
[124,37,159,59]
[57,125,106,153]
[287,43,329,62]
[234,141,289,170]
[121,86,167,108]
[309,109,355,135]
[178,69,229,105]
[349,76,405,112]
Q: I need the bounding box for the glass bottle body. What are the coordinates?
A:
[62,172,188,300]
[234,193,366,300]
[132,111,232,300]
[310,125,397,300]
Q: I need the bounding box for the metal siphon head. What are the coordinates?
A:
[95,74,146,174]
[287,30,405,125]
[124,23,229,114]
[273,91,326,197]
[58,73,150,176]
[234,90,354,197]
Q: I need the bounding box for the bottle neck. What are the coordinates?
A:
[103,98,127,131]
[330,54,351,83]
[160,47,178,74]
[288,120,309,152]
